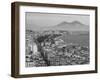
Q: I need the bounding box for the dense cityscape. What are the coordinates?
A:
[25,30,89,67]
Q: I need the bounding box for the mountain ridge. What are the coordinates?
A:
[45,21,89,31]
[26,21,89,31]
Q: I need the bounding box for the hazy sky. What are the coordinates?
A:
[26,12,90,30]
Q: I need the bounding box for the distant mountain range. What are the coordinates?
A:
[44,21,89,31]
[26,21,89,31]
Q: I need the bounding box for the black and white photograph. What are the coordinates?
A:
[11,2,97,77]
[25,12,90,67]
